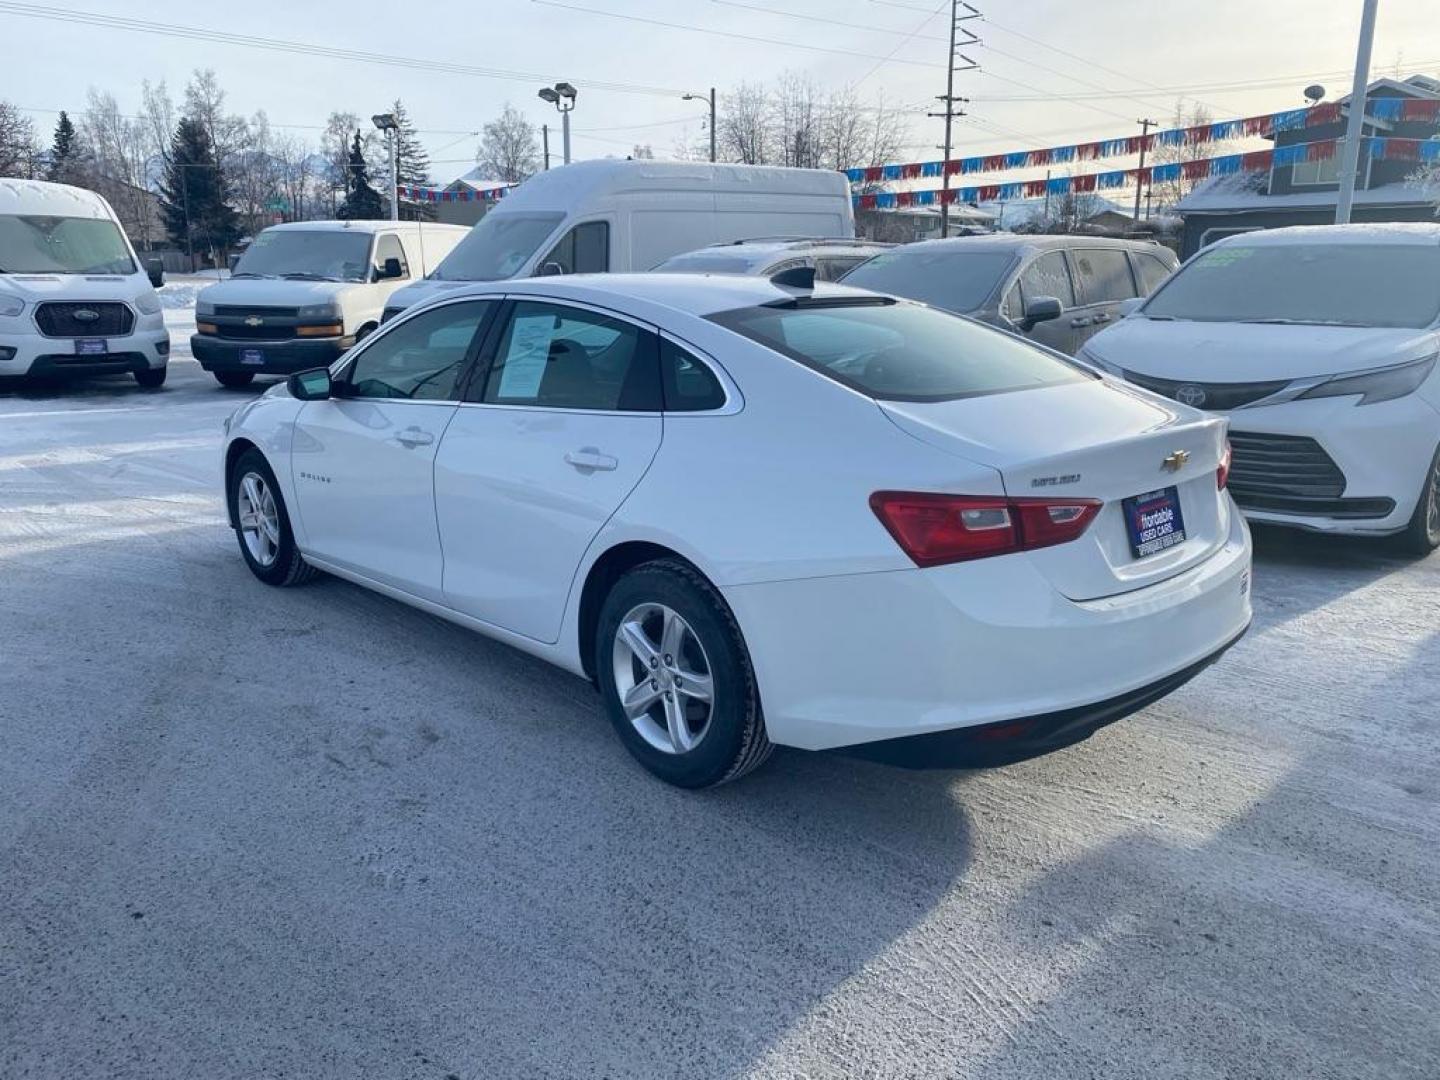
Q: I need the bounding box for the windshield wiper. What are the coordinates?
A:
[281,272,338,281]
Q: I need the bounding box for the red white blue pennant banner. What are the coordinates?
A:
[851,136,1440,209]
[847,98,1440,185]
[397,184,510,203]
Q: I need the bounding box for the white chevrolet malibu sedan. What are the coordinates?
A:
[221,273,1252,787]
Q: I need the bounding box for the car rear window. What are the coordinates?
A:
[709,299,1088,402]
[839,249,1016,313]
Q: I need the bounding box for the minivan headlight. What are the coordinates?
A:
[1296,354,1437,407]
[0,293,24,318]
[134,291,162,315]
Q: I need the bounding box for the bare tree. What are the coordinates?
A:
[477,104,539,183]
[1149,101,1232,211]
[140,80,175,173]
[272,132,316,221]
[631,143,655,160]
[184,69,247,166]
[718,83,771,165]
[80,89,158,247]
[0,100,39,178]
[773,74,822,169]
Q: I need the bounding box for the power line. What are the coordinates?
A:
[851,0,951,89]
[708,0,950,42]
[530,0,944,68]
[0,1,690,98]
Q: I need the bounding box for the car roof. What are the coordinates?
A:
[0,178,114,219]
[261,220,468,235]
[889,233,1169,257]
[658,238,893,273]
[1211,223,1440,248]
[421,272,883,319]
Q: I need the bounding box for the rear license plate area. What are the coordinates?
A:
[1123,486,1186,558]
[74,338,108,356]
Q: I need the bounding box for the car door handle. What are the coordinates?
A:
[1069,316,1092,328]
[394,426,435,448]
[564,448,618,472]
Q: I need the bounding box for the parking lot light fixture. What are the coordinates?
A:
[371,112,399,221]
[538,82,577,166]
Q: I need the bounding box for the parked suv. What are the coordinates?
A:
[0,178,170,388]
[841,234,1178,355]
[653,238,893,281]
[192,220,467,387]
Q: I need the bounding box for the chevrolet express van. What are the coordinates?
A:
[0,179,170,388]
[192,220,467,387]
[382,160,855,321]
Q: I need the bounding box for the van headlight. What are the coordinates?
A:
[297,304,340,320]
[1296,354,1437,407]
[134,291,162,315]
[0,294,24,318]
[196,299,216,317]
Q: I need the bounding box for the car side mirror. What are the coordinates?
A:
[144,257,165,288]
[375,257,404,281]
[536,261,567,277]
[1118,297,1144,318]
[287,367,333,401]
[1021,295,1063,332]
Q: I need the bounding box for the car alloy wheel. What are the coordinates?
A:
[611,602,716,755]
[236,471,281,568]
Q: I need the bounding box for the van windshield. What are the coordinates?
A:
[233,230,373,282]
[1145,242,1440,328]
[0,214,136,275]
[431,213,565,281]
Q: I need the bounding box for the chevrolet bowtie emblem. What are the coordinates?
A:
[1161,449,1191,472]
[244,316,263,326]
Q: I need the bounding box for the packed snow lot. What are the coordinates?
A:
[2,351,1438,1078]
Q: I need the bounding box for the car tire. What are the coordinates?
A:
[596,559,772,788]
[228,448,319,587]
[134,366,167,389]
[215,371,255,388]
[1396,444,1440,556]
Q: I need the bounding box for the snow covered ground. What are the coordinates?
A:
[1,331,1437,1078]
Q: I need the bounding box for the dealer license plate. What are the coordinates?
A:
[1123,486,1186,559]
[240,349,266,366]
[74,338,108,356]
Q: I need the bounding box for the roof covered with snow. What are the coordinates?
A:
[0,178,115,219]
[1175,177,1438,214]
[1210,222,1440,247]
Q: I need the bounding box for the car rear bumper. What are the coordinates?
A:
[723,506,1252,752]
[1227,395,1439,535]
[0,329,169,377]
[191,334,352,373]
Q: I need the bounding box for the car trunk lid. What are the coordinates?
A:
[880,379,1230,600]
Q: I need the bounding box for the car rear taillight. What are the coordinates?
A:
[1217,440,1232,491]
[869,491,1103,567]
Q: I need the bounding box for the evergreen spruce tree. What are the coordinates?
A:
[46,111,80,183]
[159,117,240,262]
[390,99,433,220]
[337,130,385,220]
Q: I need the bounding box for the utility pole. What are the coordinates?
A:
[1336,0,1379,224]
[927,0,980,238]
[1133,118,1154,224]
[709,87,717,163]
[543,124,551,171]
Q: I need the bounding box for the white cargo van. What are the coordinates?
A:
[192,220,467,387]
[0,179,170,388]
[382,160,855,320]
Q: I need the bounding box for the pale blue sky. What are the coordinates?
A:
[2,0,1437,183]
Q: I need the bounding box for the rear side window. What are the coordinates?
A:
[1072,249,1137,304]
[537,221,609,275]
[1017,251,1075,307]
[481,301,660,411]
[814,256,867,282]
[1131,251,1174,294]
[660,338,726,411]
[710,300,1087,403]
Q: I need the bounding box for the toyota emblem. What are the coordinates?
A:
[1174,384,1207,408]
[72,308,100,323]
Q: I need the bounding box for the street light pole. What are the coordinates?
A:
[1335,0,1379,225]
[538,83,578,166]
[683,89,717,162]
